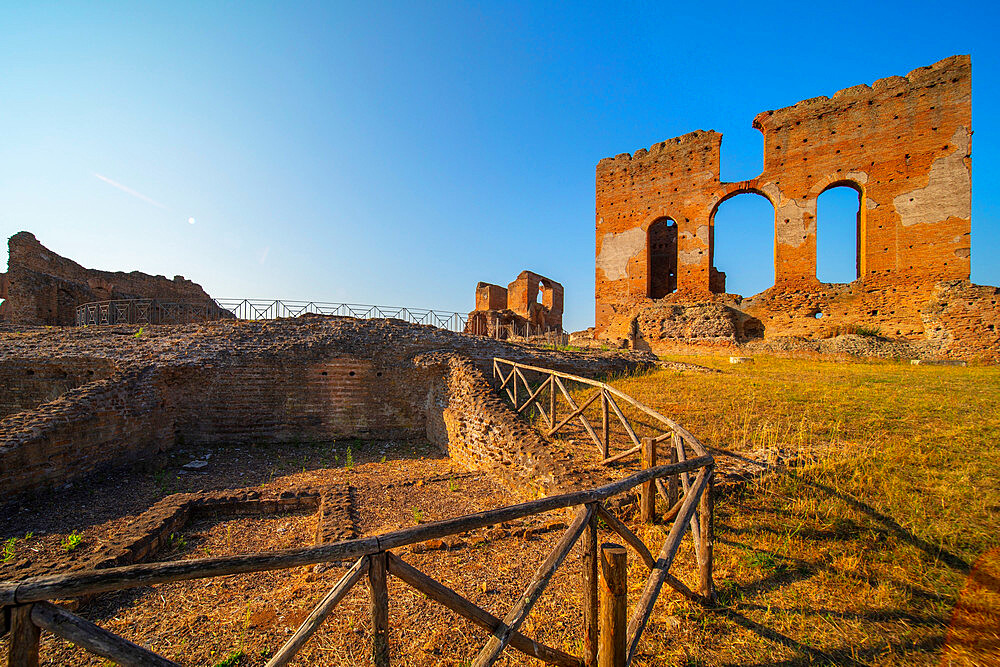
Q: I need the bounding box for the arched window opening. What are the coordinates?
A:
[817,185,862,283]
[647,217,678,298]
[710,192,775,297]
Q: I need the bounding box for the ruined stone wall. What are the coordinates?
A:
[0,232,213,325]
[466,270,565,335]
[168,357,438,445]
[0,368,175,498]
[0,317,653,499]
[594,56,988,357]
[0,358,117,419]
[427,356,609,500]
[475,283,508,311]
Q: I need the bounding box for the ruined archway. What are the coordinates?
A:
[646,217,678,298]
[709,189,775,296]
[817,181,864,283]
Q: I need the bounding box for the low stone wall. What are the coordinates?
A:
[0,483,351,582]
[426,356,612,500]
[0,358,117,419]
[0,368,174,498]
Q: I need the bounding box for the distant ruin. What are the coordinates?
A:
[594,55,999,361]
[465,270,564,336]
[0,231,215,326]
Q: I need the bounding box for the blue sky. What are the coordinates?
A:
[1,1,997,332]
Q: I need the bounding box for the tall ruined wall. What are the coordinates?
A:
[595,56,990,358]
[0,232,213,325]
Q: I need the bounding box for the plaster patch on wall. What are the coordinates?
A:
[678,249,704,266]
[695,225,710,245]
[761,184,814,248]
[844,171,869,185]
[866,196,878,210]
[597,228,646,281]
[894,127,971,227]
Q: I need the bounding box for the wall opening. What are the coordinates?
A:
[709,192,775,297]
[647,217,678,298]
[817,184,862,283]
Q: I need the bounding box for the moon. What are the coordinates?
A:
[187,217,196,225]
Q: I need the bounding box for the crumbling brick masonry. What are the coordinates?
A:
[465,270,564,336]
[0,232,215,326]
[594,55,998,360]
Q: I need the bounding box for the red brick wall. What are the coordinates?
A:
[168,357,438,444]
[595,56,978,353]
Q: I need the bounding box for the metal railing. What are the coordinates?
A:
[74,299,232,327]
[75,298,470,332]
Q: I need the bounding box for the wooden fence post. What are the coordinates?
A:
[598,544,627,667]
[582,507,599,667]
[549,375,556,429]
[600,392,610,459]
[698,469,715,602]
[369,552,390,666]
[667,444,679,508]
[9,604,40,667]
[640,438,656,523]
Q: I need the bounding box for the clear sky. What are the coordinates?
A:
[2,1,997,332]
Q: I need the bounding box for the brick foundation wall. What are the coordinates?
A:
[0,367,175,498]
[168,357,439,445]
[426,356,612,500]
[0,317,654,500]
[0,358,116,419]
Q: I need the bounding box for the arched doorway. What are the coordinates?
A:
[647,217,678,298]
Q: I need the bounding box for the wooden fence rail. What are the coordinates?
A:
[492,358,708,464]
[2,361,714,667]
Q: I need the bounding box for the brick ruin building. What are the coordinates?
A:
[594,55,999,360]
[0,231,215,326]
[465,270,564,336]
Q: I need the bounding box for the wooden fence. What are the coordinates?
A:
[2,360,714,667]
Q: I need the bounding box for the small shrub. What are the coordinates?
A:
[2,537,17,563]
[853,324,883,338]
[213,650,244,667]
[412,508,424,524]
[62,531,83,552]
[344,446,354,470]
[168,532,187,551]
[448,475,459,492]
[133,326,144,339]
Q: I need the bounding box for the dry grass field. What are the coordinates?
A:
[598,354,1000,666]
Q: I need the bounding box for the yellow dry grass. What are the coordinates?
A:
[601,354,1000,666]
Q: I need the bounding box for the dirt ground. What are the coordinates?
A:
[0,438,706,666]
